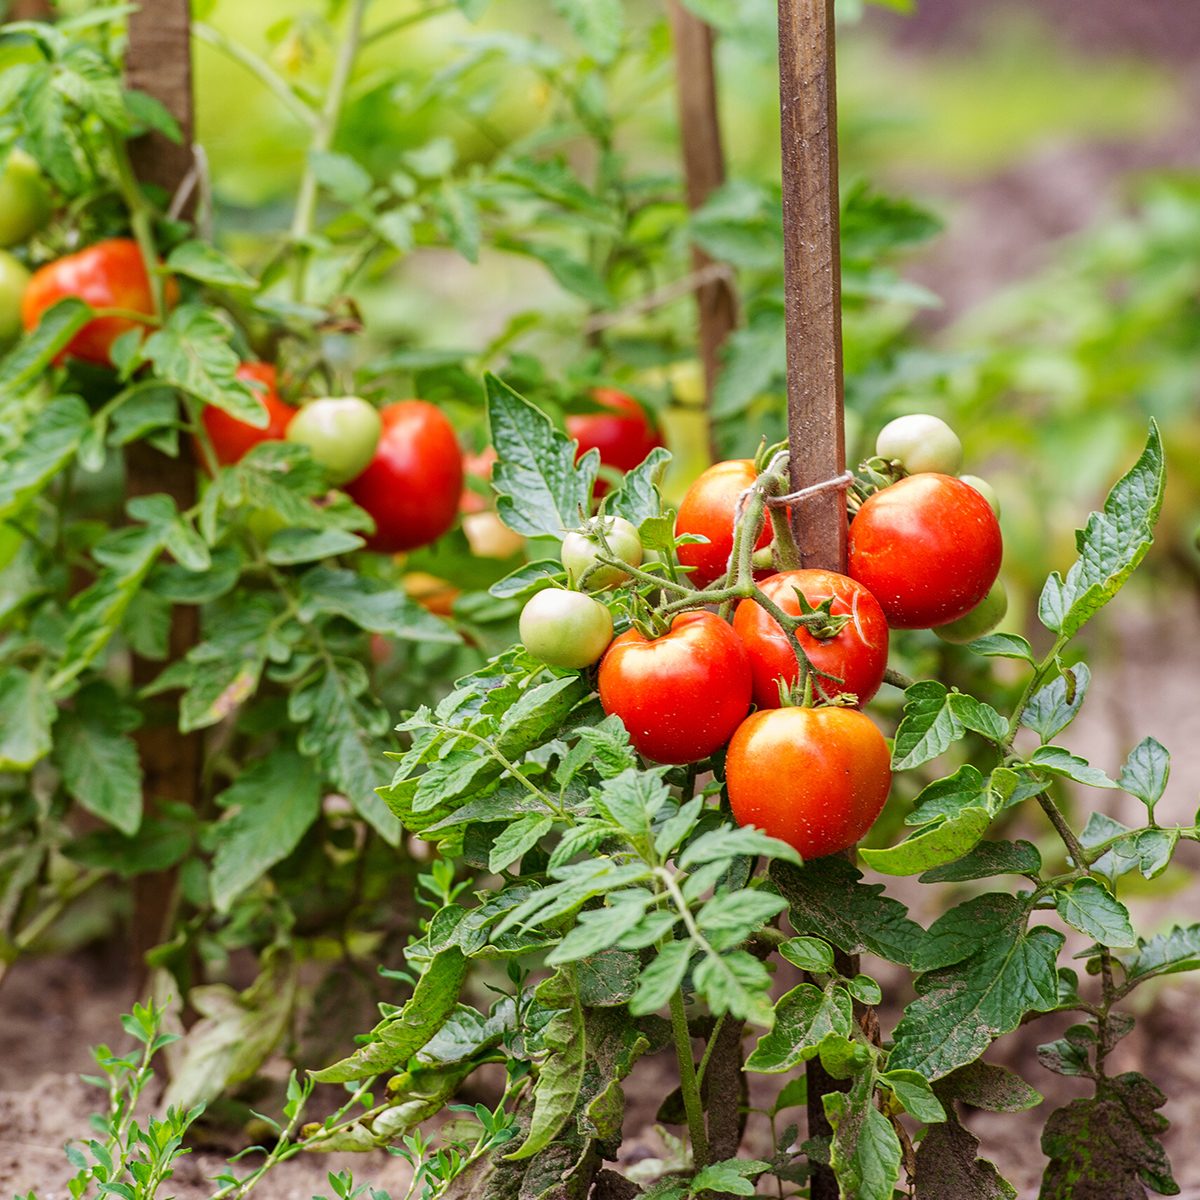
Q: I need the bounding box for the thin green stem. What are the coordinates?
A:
[669,986,710,1168]
[593,555,695,596]
[108,132,164,316]
[290,0,369,302]
[361,2,456,45]
[193,23,317,129]
[1005,634,1069,744]
[1038,793,1089,870]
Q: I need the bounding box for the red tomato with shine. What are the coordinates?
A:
[567,388,664,495]
[726,706,891,859]
[200,363,297,466]
[21,238,177,366]
[733,569,889,709]
[598,611,751,764]
[675,460,771,588]
[347,400,464,553]
[848,473,1002,630]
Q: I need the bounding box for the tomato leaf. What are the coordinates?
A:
[825,1072,904,1200]
[487,373,599,537]
[1022,663,1091,742]
[913,1114,1017,1200]
[1025,745,1119,790]
[919,839,1042,883]
[550,0,623,62]
[879,1069,945,1124]
[905,765,987,825]
[1053,878,1136,948]
[166,240,258,289]
[891,681,964,770]
[0,667,56,771]
[1118,736,1170,819]
[1118,925,1200,988]
[608,445,672,528]
[744,983,852,1073]
[0,299,92,391]
[1038,421,1165,637]
[860,807,991,877]
[935,1059,1043,1112]
[0,395,90,520]
[629,938,692,1016]
[298,567,459,642]
[962,632,1035,665]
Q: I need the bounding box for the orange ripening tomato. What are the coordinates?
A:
[598,610,751,764]
[733,569,889,709]
[726,706,891,859]
[21,238,177,366]
[848,473,1002,629]
[567,388,664,495]
[199,363,298,467]
[675,459,772,588]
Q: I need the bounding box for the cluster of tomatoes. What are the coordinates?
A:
[518,412,1004,860]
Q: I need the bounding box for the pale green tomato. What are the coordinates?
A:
[0,249,29,344]
[0,149,51,247]
[934,579,1008,644]
[286,396,382,484]
[959,473,1000,517]
[561,516,643,591]
[876,414,963,475]
[519,589,613,669]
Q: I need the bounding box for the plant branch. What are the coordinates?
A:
[669,986,710,1168]
[193,23,318,128]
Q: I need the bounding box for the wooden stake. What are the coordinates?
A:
[777,4,851,1195]
[123,0,199,977]
[778,0,846,572]
[668,0,737,460]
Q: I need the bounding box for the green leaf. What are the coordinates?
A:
[696,889,787,942]
[860,807,991,877]
[312,948,468,1082]
[1026,745,1119,790]
[1053,879,1136,948]
[891,681,964,770]
[919,839,1042,883]
[914,1115,1018,1200]
[693,948,773,1026]
[298,567,458,642]
[1118,737,1169,818]
[744,983,852,1073]
[825,1074,903,1200]
[1021,663,1091,742]
[772,857,926,966]
[679,825,802,870]
[551,0,622,61]
[628,938,691,1016]
[0,667,55,770]
[1119,925,1200,987]
[880,1070,946,1124]
[1038,422,1165,637]
[488,813,554,874]
[963,632,1035,665]
[1081,814,1176,883]
[489,559,564,599]
[500,237,609,306]
[506,969,585,1159]
[906,765,987,826]
[1039,1072,1177,1199]
[265,528,366,564]
[165,241,257,289]
[309,149,372,202]
[690,1160,769,1197]
[608,446,671,528]
[432,181,481,261]
[778,936,835,974]
[948,693,1008,743]
[0,395,90,520]
[53,685,141,834]
[936,1060,1043,1111]
[210,748,322,913]
[0,299,91,392]
[487,374,598,538]
[890,897,1063,1080]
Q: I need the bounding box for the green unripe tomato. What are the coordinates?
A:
[0,149,50,247]
[934,578,1008,644]
[959,473,1000,517]
[519,588,613,669]
[286,396,382,484]
[561,516,643,590]
[0,249,30,344]
[876,413,963,476]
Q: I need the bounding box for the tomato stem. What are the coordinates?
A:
[108,132,165,318]
[669,985,711,1168]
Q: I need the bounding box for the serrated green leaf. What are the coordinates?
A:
[1119,925,1200,987]
[488,559,564,599]
[551,0,622,61]
[693,947,773,1026]
[826,1073,904,1200]
[54,691,141,835]
[0,300,91,391]
[745,983,852,1073]
[1021,663,1091,743]
[679,825,802,870]
[1053,878,1135,947]
[0,667,55,770]
[947,693,1008,743]
[880,1070,946,1123]
[892,681,964,770]
[778,935,835,974]
[1026,745,1119,790]
[861,807,991,877]
[919,839,1042,883]
[628,938,691,1016]
[265,528,366,564]
[0,395,90,520]
[963,632,1035,665]
[298,567,458,642]
[605,445,671,528]
[165,241,257,289]
[488,813,554,874]
[1118,737,1169,818]
[906,765,987,826]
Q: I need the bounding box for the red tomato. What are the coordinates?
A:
[460,446,497,515]
[21,238,177,366]
[675,459,771,588]
[567,388,664,494]
[848,473,1002,630]
[199,363,297,467]
[726,706,891,859]
[598,610,751,764]
[733,569,889,709]
[347,400,464,553]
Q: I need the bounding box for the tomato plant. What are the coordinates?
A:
[848,472,1003,628]
[597,610,752,764]
[726,705,892,858]
[347,401,464,552]
[675,458,773,586]
[198,362,296,466]
[733,567,889,707]
[21,238,175,365]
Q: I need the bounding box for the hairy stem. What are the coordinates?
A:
[669,986,711,1168]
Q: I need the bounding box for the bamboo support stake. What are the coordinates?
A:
[668,0,738,460]
[777,3,852,1195]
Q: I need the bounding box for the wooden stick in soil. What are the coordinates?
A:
[124,0,201,982]
[777,3,857,1197]
[668,0,737,462]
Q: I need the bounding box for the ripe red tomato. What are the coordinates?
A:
[726,706,891,859]
[21,238,177,366]
[347,400,464,553]
[848,473,1002,630]
[598,610,751,764]
[733,569,889,709]
[567,388,664,494]
[675,459,771,588]
[199,363,297,467]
